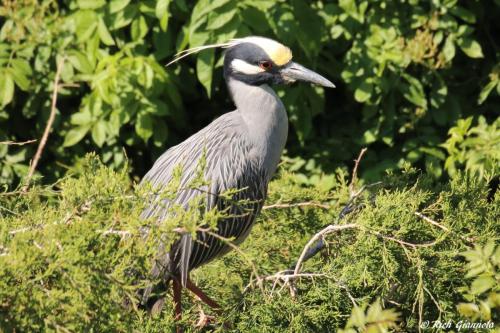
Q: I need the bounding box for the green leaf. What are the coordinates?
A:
[10,58,32,76]
[0,71,14,107]
[67,50,93,74]
[155,0,169,19]
[196,48,215,97]
[192,0,231,23]
[131,15,148,40]
[0,20,14,41]
[70,110,92,125]
[366,300,382,322]
[430,75,448,110]
[347,305,366,327]
[152,118,168,147]
[442,35,456,62]
[241,7,269,33]
[420,147,446,160]
[339,0,358,19]
[354,81,373,103]
[77,0,106,9]
[91,121,107,147]
[109,0,131,14]
[150,99,169,115]
[331,25,344,39]
[6,67,30,91]
[401,73,427,109]
[74,10,98,42]
[363,129,377,144]
[206,9,237,30]
[478,80,497,105]
[450,7,476,24]
[135,112,153,141]
[63,125,91,147]
[110,4,138,30]
[483,241,496,257]
[458,38,484,58]
[189,30,210,48]
[155,0,171,31]
[60,61,75,83]
[471,276,495,295]
[98,17,115,45]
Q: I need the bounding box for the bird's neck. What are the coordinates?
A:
[227,78,288,177]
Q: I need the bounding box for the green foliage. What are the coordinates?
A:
[0,154,222,331]
[442,116,499,180]
[457,241,500,321]
[339,299,400,333]
[0,0,499,187]
[2,157,497,331]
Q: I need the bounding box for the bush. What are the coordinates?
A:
[0,0,499,187]
[1,156,498,331]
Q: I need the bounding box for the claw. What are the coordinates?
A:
[194,306,217,328]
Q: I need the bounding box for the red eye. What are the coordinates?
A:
[259,61,272,70]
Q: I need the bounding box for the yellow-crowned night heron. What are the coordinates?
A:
[139,36,334,320]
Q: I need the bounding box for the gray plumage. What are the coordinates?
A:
[140,78,288,301]
[138,36,334,306]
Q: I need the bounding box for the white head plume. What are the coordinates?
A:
[166,36,292,67]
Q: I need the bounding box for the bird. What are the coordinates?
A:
[139,36,335,325]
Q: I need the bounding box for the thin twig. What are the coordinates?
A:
[59,82,80,88]
[0,139,37,146]
[24,57,65,190]
[368,229,438,248]
[349,148,367,197]
[423,285,444,319]
[414,211,474,244]
[288,148,377,274]
[99,229,132,237]
[414,212,449,232]
[263,201,330,210]
[293,224,359,275]
[8,227,32,235]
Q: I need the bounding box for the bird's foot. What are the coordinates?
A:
[194,307,217,328]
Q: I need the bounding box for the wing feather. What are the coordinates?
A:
[141,111,267,288]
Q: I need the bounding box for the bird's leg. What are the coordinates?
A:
[172,278,183,333]
[185,278,221,310]
[186,278,234,329]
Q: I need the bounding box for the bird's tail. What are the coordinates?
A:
[139,277,171,314]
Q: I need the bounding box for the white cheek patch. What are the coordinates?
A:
[231,59,265,75]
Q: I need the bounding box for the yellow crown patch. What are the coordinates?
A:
[269,46,293,66]
[237,37,293,66]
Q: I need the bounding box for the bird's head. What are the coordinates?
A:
[168,36,335,89]
[223,36,335,88]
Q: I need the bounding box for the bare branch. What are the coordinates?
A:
[368,229,438,248]
[263,201,330,210]
[414,212,449,232]
[293,223,359,275]
[349,147,368,197]
[414,211,474,244]
[98,229,132,237]
[9,227,32,235]
[0,139,37,146]
[24,57,65,190]
[59,82,80,88]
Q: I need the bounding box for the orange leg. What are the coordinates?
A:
[185,278,221,310]
[172,279,183,333]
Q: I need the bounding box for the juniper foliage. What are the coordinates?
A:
[0,156,498,332]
